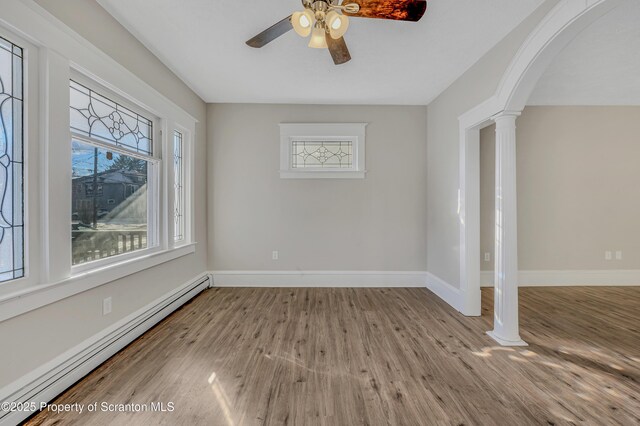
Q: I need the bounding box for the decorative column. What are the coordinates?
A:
[487,112,527,346]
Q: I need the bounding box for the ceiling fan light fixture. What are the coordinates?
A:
[308,22,328,49]
[326,10,349,39]
[292,9,315,37]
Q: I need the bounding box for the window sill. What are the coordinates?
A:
[280,170,367,179]
[0,243,197,323]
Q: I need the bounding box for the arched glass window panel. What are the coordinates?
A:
[0,35,24,283]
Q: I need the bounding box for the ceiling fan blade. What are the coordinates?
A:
[343,0,427,22]
[327,36,351,65]
[246,15,293,48]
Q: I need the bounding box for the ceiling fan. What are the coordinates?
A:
[246,0,428,65]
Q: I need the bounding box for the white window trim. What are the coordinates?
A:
[0,0,198,322]
[68,73,162,274]
[279,123,367,179]
[0,25,39,297]
[170,124,193,247]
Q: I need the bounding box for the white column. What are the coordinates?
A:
[487,112,527,346]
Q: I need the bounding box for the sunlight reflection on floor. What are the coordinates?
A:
[208,372,235,426]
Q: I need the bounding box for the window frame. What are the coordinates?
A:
[169,124,193,247]
[0,25,40,296]
[172,129,185,244]
[0,34,26,283]
[0,0,198,321]
[69,73,162,275]
[279,123,367,179]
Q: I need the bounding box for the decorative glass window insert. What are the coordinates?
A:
[70,79,156,267]
[291,140,353,169]
[0,36,24,282]
[70,80,153,155]
[173,130,185,242]
[280,123,367,179]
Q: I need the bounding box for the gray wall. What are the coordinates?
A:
[0,0,208,387]
[208,104,428,271]
[481,106,640,271]
[426,0,560,287]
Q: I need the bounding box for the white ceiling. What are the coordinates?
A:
[98,0,543,105]
[528,0,640,106]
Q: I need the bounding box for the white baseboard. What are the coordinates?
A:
[211,270,463,314]
[425,272,462,313]
[210,271,462,311]
[0,273,211,426]
[211,270,428,288]
[480,270,640,287]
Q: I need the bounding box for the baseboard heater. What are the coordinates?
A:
[0,273,211,426]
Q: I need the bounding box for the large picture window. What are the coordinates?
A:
[70,80,156,266]
[0,36,24,282]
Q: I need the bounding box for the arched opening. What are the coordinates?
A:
[458,0,624,344]
[477,0,640,348]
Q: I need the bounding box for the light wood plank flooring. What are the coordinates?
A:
[26,287,640,425]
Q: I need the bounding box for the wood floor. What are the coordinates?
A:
[26,286,639,425]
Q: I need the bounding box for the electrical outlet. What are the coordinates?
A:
[605,251,612,261]
[484,252,491,262]
[102,297,112,316]
[616,251,623,260]
[272,251,279,260]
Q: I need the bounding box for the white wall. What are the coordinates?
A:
[0,0,207,388]
[480,106,640,272]
[426,0,560,288]
[208,104,428,272]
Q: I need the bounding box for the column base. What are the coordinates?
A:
[487,331,528,347]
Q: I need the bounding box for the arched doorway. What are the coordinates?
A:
[457,0,622,345]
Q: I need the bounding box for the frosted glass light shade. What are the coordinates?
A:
[326,11,349,39]
[292,9,315,37]
[308,24,328,48]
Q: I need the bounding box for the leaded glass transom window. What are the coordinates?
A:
[173,130,184,242]
[280,123,366,179]
[70,80,153,155]
[291,140,353,169]
[0,36,24,282]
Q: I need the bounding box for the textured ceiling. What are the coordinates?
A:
[528,0,640,106]
[98,0,543,104]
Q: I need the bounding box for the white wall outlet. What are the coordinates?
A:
[605,251,612,261]
[102,297,112,316]
[484,252,491,262]
[616,251,623,260]
[272,250,279,260]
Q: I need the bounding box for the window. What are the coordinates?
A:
[0,1,200,321]
[279,123,367,179]
[70,80,152,155]
[292,139,353,169]
[173,130,185,242]
[70,79,156,266]
[0,35,24,283]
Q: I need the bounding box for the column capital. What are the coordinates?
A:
[491,110,522,123]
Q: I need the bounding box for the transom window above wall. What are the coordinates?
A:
[279,123,367,179]
[291,139,353,169]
